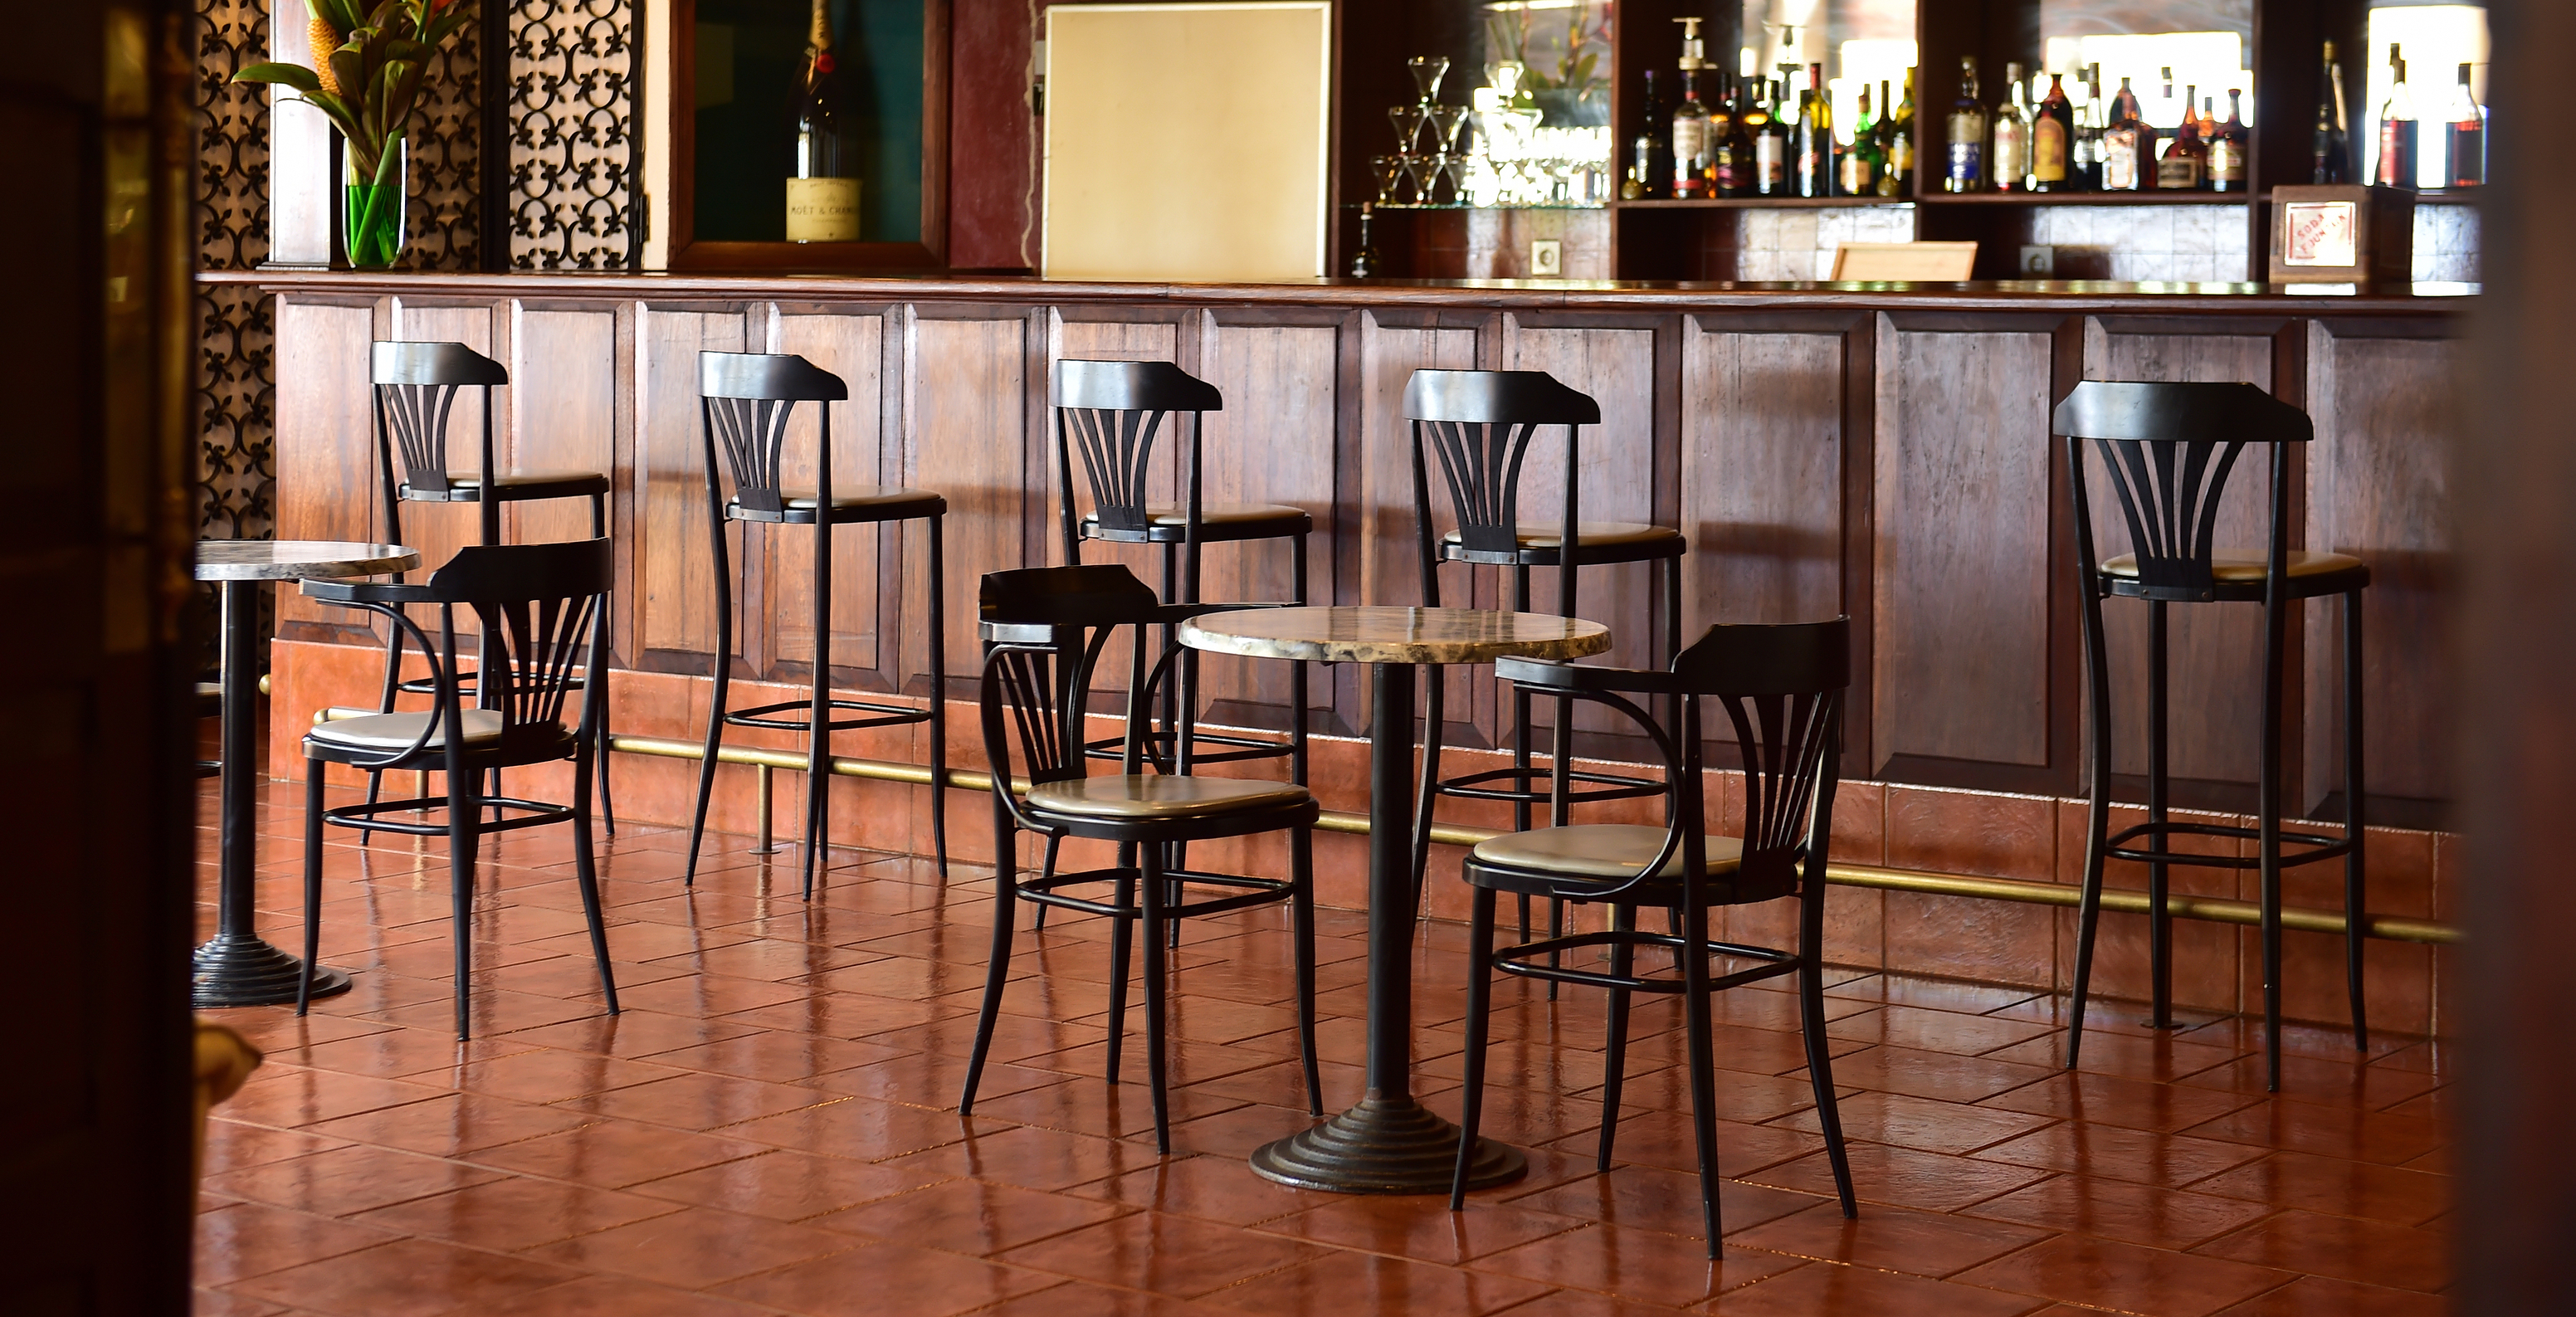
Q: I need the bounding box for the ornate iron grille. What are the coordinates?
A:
[506,0,638,271]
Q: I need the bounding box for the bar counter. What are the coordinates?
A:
[211,268,2466,1032]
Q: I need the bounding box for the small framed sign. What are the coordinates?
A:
[1829,241,1978,281]
[2269,185,2414,285]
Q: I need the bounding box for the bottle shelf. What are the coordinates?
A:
[1612,196,1914,209]
[1916,190,2254,206]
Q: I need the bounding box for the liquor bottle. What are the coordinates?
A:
[1887,68,1917,195]
[2446,62,2485,188]
[1348,203,1378,277]
[2031,70,2073,191]
[1625,67,1667,199]
[2157,85,2207,190]
[2208,89,2249,192]
[1756,79,1791,196]
[786,0,860,242]
[2157,66,2178,133]
[1946,56,1988,192]
[2073,64,2105,189]
[1715,76,1755,196]
[1872,79,1900,196]
[1671,20,1715,198]
[2377,44,2417,188]
[1840,84,1881,196]
[1795,63,1834,197]
[1991,61,2032,193]
[2313,41,2352,183]
[2102,76,2149,191]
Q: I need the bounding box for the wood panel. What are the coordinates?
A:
[904,310,1034,694]
[1681,319,1847,631]
[1193,315,1340,728]
[2308,322,2457,822]
[769,309,890,687]
[271,297,381,638]
[1041,313,1183,699]
[636,305,749,668]
[506,306,619,552]
[1874,317,2059,778]
[1358,310,1484,741]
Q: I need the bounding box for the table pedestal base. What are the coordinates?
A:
[1250,1095,1527,1194]
[193,932,351,1009]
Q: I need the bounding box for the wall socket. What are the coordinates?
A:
[2019,245,2055,276]
[1530,239,1563,276]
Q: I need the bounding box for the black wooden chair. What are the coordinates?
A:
[295,539,621,1041]
[958,564,1321,1153]
[1447,618,1857,1255]
[684,350,949,896]
[1405,368,1688,949]
[1053,359,1311,783]
[368,340,616,832]
[2061,381,2370,1091]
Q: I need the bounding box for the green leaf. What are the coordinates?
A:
[230,61,322,93]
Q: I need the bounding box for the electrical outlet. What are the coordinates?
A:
[1530,239,1563,276]
[2020,245,2056,276]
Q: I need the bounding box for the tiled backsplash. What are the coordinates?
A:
[1738,206,1919,280]
[2414,201,2480,282]
[2024,205,2253,282]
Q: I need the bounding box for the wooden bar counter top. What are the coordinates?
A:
[213,268,2466,1036]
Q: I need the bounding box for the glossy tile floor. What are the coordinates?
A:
[196,776,2454,1316]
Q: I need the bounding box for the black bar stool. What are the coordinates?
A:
[1404,368,1687,931]
[1052,359,1310,783]
[684,350,949,896]
[370,341,616,828]
[296,539,621,1041]
[958,564,1321,1154]
[2061,381,2370,1092]
[1447,619,1859,1254]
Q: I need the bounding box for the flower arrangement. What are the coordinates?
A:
[231,0,472,266]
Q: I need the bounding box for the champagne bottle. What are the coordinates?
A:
[1795,63,1833,197]
[1992,61,2032,193]
[1841,84,1881,196]
[1945,57,1988,193]
[2377,44,2417,188]
[786,0,860,242]
[2313,41,2351,183]
[1888,67,1917,196]
[2446,62,2484,188]
[2208,89,2248,193]
[2157,85,2207,190]
[2102,76,2149,191]
[2031,70,2073,191]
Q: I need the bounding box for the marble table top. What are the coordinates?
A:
[195,540,420,583]
[1178,606,1611,666]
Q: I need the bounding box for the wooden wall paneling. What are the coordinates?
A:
[770,308,892,691]
[635,302,750,671]
[904,305,1037,698]
[1871,312,2062,790]
[272,295,387,644]
[1043,309,1187,700]
[2305,318,2458,827]
[1194,310,1343,732]
[1842,313,1879,778]
[1357,308,1485,742]
[505,304,621,554]
[2083,317,2283,807]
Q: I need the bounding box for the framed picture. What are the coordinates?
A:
[2269,185,2414,285]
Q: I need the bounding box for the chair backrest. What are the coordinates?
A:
[420,539,613,739]
[698,351,849,516]
[372,340,506,494]
[1051,359,1222,546]
[1403,368,1601,562]
[2053,380,2309,601]
[976,565,1163,800]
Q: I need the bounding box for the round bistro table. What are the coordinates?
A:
[193,540,420,1008]
[1177,605,1611,1194]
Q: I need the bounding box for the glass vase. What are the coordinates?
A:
[341,139,407,270]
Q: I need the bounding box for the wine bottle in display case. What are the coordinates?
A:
[2208,89,2249,193]
[787,0,860,241]
[1991,61,2032,193]
[1795,63,1833,198]
[2101,76,2149,190]
[1885,70,1916,196]
[1840,85,1880,197]
[2071,66,2104,190]
[2314,41,2352,183]
[1945,57,1988,192]
[1755,80,1790,196]
[2446,62,2485,188]
[2377,44,2417,188]
[2030,70,2073,191]
[2157,85,2207,190]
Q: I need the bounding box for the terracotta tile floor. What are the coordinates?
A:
[194,778,2454,1316]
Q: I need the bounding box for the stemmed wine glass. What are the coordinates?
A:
[1428,105,1469,157]
[1408,55,1449,106]
[1403,154,1441,205]
[1388,105,1427,155]
[1370,154,1406,206]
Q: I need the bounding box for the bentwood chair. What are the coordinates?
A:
[1447,619,1858,1254]
[1405,368,1687,947]
[1053,359,1311,783]
[368,340,616,830]
[2061,381,2371,1092]
[958,564,1321,1153]
[685,350,949,896]
[295,539,621,1041]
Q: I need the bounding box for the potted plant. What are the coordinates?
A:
[232,0,471,269]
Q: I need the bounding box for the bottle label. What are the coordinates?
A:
[786,177,861,241]
[2156,154,2202,189]
[1839,150,1875,193]
[1755,135,1786,190]
[2449,122,2485,186]
[2378,120,2416,186]
[2208,137,2242,182]
[1672,118,1708,166]
[1891,133,1915,174]
[2032,118,2066,180]
[1993,121,2029,183]
[2103,128,2138,188]
[1947,140,1982,187]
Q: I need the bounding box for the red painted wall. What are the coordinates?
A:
[946,0,1040,270]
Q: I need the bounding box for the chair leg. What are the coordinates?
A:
[591,491,617,837]
[960,798,1021,1115]
[361,623,403,848]
[1141,846,1173,1154]
[2257,593,2289,1092]
[1799,904,1857,1217]
[1290,824,1322,1117]
[1105,869,1136,1088]
[684,549,736,889]
[1290,532,1310,787]
[1597,903,1634,1172]
[927,514,950,879]
[804,518,833,901]
[571,739,619,1014]
[449,769,481,1041]
[1448,885,1498,1211]
[1679,901,1724,1256]
[298,763,325,1015]
[1410,671,1447,914]
[2147,600,2173,1028]
[2344,588,2369,1051]
[2068,587,2115,1070]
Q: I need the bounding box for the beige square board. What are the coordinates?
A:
[1042,2,1332,283]
[1828,241,1979,281]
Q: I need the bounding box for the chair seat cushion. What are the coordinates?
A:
[307,709,505,753]
[1470,824,1744,881]
[1024,773,1310,821]
[1087,502,1309,529]
[2100,549,2364,581]
[735,486,946,520]
[1444,521,1685,551]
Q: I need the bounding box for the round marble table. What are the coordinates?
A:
[194,541,420,1008]
[1178,606,1611,1194]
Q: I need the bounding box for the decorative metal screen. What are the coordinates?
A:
[195,0,274,541]
[505,0,639,271]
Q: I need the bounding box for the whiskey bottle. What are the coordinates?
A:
[1945,57,1988,192]
[2446,62,2484,188]
[1991,61,2032,193]
[786,0,861,241]
[2157,85,2207,190]
[2208,89,2249,193]
[2377,44,2417,188]
[2030,70,2073,191]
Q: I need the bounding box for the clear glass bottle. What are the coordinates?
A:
[2446,62,2484,188]
[2102,76,2149,191]
[1991,61,2032,193]
[2377,44,2417,188]
[1671,20,1714,198]
[1945,56,1988,193]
